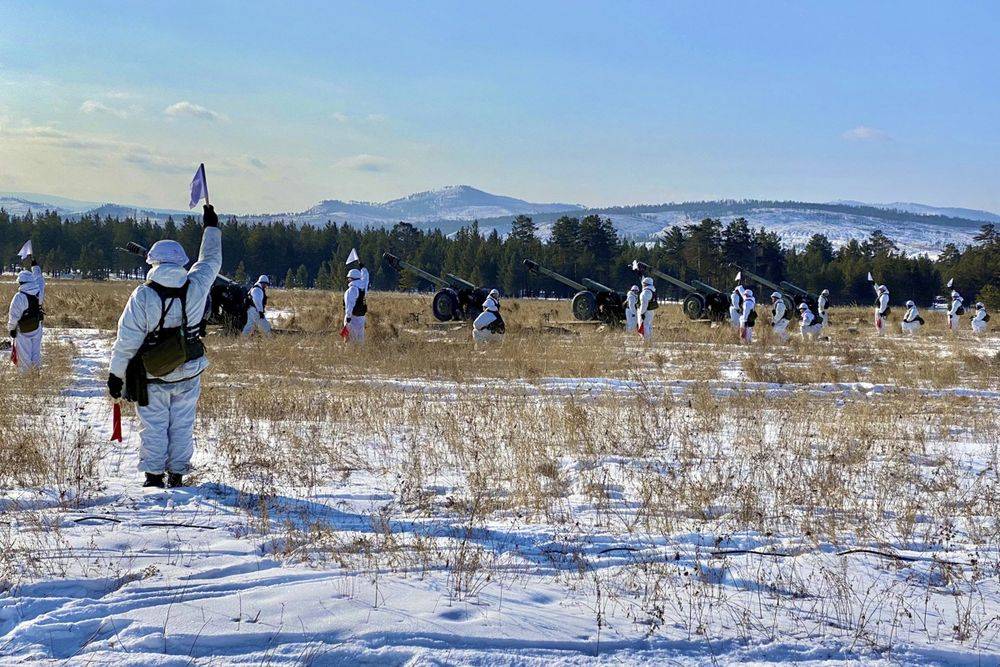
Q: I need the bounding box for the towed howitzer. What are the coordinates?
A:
[734,265,796,314]
[382,253,487,321]
[631,260,728,321]
[118,241,249,334]
[522,259,625,324]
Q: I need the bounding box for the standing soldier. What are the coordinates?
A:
[971,302,990,334]
[739,287,757,343]
[874,284,890,336]
[947,290,964,333]
[107,204,221,488]
[637,276,657,341]
[342,261,369,344]
[799,302,822,339]
[817,288,830,328]
[624,285,639,333]
[241,275,272,337]
[900,300,924,335]
[6,253,46,372]
[769,291,790,341]
[729,287,742,328]
[473,289,505,344]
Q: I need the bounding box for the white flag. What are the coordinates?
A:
[346,248,359,265]
[189,163,209,208]
[17,240,33,259]
[631,260,640,272]
[947,278,954,288]
[735,271,742,282]
[867,272,874,282]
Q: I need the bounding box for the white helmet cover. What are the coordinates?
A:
[347,268,363,281]
[641,277,653,287]
[16,270,34,284]
[146,240,189,266]
[770,291,782,300]
[257,274,271,285]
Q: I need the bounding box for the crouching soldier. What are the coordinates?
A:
[473,289,505,344]
[637,277,657,341]
[770,292,790,341]
[107,205,222,488]
[799,302,822,339]
[624,285,639,333]
[241,274,271,337]
[971,302,990,334]
[900,300,924,335]
[6,255,45,372]
[342,263,369,344]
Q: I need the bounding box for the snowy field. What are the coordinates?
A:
[1,309,999,665]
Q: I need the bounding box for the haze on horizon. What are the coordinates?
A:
[1,1,998,215]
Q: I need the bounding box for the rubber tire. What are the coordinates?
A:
[683,293,706,320]
[572,291,598,321]
[432,289,460,322]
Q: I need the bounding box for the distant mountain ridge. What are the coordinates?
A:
[2,187,995,258]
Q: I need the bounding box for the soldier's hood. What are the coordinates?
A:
[17,278,40,296]
[145,263,189,288]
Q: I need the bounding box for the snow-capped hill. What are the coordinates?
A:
[880,202,1000,224]
[0,196,75,217]
[381,185,580,220]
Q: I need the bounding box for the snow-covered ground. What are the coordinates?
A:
[1,328,998,665]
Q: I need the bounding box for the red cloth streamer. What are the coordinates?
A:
[875,314,883,330]
[111,402,123,442]
[637,322,645,336]
[340,325,349,341]
[10,340,17,367]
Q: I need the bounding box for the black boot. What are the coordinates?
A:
[143,473,165,488]
[167,473,184,488]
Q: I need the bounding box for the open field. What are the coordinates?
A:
[1,280,999,665]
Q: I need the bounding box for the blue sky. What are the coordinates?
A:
[1,1,998,213]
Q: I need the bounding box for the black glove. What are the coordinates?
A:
[345,317,351,323]
[108,374,123,399]
[357,260,365,269]
[203,204,219,228]
[9,330,16,339]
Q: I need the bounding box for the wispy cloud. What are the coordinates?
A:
[841,125,891,142]
[332,112,350,123]
[164,101,227,122]
[80,99,130,119]
[335,153,392,172]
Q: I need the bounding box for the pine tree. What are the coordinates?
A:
[233,260,248,284]
[284,268,296,288]
[510,214,538,243]
[295,264,309,288]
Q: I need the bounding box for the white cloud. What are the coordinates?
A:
[332,112,350,123]
[335,153,393,173]
[80,99,129,119]
[164,101,227,122]
[842,125,891,142]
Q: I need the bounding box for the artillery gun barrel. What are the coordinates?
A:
[690,279,723,296]
[445,273,478,290]
[522,259,589,292]
[632,260,700,292]
[736,265,782,292]
[779,281,813,298]
[383,252,449,288]
[581,278,619,295]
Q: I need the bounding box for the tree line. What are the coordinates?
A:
[2,208,997,307]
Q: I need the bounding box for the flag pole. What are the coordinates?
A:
[202,164,210,206]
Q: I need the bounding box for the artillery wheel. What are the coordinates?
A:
[571,290,598,321]
[781,296,796,316]
[432,289,460,321]
[683,293,706,320]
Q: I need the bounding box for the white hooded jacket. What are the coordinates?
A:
[109,227,222,381]
[344,266,370,325]
[7,266,44,333]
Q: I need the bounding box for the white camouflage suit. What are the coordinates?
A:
[637,280,656,341]
[624,287,639,333]
[971,305,989,334]
[473,292,504,344]
[6,264,45,372]
[800,305,822,338]
[343,266,369,343]
[874,287,890,336]
[947,293,963,333]
[109,226,222,475]
[771,296,790,341]
[242,277,272,336]
[739,287,756,343]
[729,289,741,328]
[901,303,923,334]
